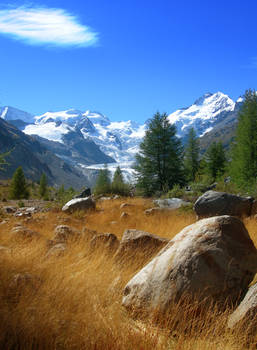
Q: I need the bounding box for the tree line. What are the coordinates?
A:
[1,89,256,199]
[134,89,257,196]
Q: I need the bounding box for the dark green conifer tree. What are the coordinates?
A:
[9,166,29,199]
[39,173,48,198]
[184,128,200,182]
[230,89,257,187]
[204,142,226,181]
[93,164,111,195]
[134,112,184,196]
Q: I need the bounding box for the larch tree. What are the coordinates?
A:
[230,89,257,187]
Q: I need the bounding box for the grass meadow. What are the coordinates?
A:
[0,197,256,349]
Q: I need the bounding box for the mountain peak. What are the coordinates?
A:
[168,91,235,138]
[0,106,34,123]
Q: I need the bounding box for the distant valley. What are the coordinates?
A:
[0,91,243,187]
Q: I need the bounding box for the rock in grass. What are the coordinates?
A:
[62,197,95,213]
[194,191,253,219]
[46,243,67,259]
[11,225,41,240]
[153,198,190,210]
[115,229,169,262]
[53,225,81,243]
[122,216,257,314]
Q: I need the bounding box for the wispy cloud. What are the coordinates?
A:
[0,5,98,48]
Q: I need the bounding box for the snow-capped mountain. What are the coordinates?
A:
[23,109,146,164]
[0,106,34,124]
[0,91,243,183]
[168,92,236,138]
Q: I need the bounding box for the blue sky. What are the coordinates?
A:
[0,0,257,123]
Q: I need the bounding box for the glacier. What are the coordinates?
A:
[0,91,240,182]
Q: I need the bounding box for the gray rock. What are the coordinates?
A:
[120,212,129,219]
[228,283,257,339]
[3,206,17,214]
[11,225,41,240]
[122,216,257,314]
[90,233,119,254]
[194,191,253,219]
[113,195,120,200]
[99,196,111,201]
[120,203,133,209]
[53,225,81,243]
[115,229,168,262]
[144,207,167,215]
[74,188,91,198]
[62,197,96,213]
[153,198,190,210]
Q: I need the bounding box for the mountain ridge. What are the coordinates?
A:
[0,91,243,183]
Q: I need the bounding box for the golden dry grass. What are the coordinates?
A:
[0,197,256,350]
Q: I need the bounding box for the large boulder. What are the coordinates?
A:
[115,229,169,263]
[153,198,190,210]
[194,191,253,219]
[228,283,257,341]
[62,197,96,213]
[122,216,257,314]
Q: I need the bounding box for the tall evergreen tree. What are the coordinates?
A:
[204,142,226,180]
[93,164,111,195]
[39,173,48,198]
[184,128,200,182]
[111,166,130,195]
[134,112,184,196]
[230,89,257,187]
[112,166,124,185]
[9,166,29,199]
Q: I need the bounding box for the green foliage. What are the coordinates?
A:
[55,185,77,206]
[166,184,185,198]
[93,165,111,195]
[112,166,123,186]
[177,202,194,214]
[9,166,29,199]
[203,142,226,181]
[111,166,131,196]
[18,200,25,208]
[39,173,48,199]
[230,89,257,188]
[184,128,200,182]
[134,112,185,196]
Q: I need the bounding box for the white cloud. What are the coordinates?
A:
[0,5,98,47]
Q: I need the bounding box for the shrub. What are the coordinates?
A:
[166,184,185,198]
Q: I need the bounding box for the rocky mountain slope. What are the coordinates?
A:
[0,118,94,189]
[0,91,243,183]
